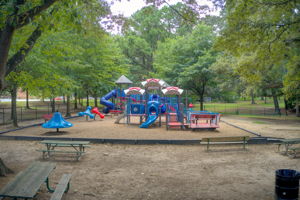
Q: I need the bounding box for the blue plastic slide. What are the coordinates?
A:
[100,89,117,113]
[140,101,159,128]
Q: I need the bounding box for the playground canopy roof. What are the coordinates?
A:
[115,75,133,84]
[141,78,168,89]
[162,87,184,95]
[124,87,145,95]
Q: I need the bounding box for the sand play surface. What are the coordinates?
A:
[0,141,299,200]
[0,115,299,199]
[1,115,253,140]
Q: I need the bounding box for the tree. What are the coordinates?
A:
[118,3,199,82]
[210,55,242,102]
[215,0,299,115]
[154,24,217,110]
[0,0,111,90]
[0,0,59,89]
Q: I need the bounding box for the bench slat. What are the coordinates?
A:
[50,174,72,200]
[51,144,90,148]
[41,140,90,145]
[37,150,85,154]
[201,136,249,151]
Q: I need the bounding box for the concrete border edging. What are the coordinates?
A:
[221,119,261,137]
[0,135,282,145]
[0,116,81,135]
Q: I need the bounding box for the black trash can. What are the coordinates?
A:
[275,169,300,200]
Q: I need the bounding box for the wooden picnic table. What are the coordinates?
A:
[0,161,56,199]
[39,140,90,160]
[277,138,300,155]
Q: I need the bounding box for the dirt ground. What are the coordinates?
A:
[1,115,252,140]
[1,115,299,139]
[0,141,299,200]
[0,115,300,200]
[222,115,300,139]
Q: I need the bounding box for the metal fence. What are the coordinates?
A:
[203,105,287,116]
[0,103,86,125]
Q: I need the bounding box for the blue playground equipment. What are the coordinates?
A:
[78,106,94,120]
[121,78,220,130]
[42,112,73,132]
[100,89,117,114]
[140,100,160,128]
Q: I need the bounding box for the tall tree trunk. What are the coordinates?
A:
[284,98,288,116]
[296,97,300,117]
[0,0,58,90]
[26,89,30,109]
[0,158,13,176]
[65,95,71,117]
[199,94,204,111]
[251,89,256,104]
[63,95,66,104]
[0,25,14,89]
[94,96,98,107]
[78,96,81,106]
[86,93,89,106]
[11,84,18,127]
[74,92,78,109]
[271,89,281,115]
[5,26,42,77]
[51,98,56,112]
[264,96,267,104]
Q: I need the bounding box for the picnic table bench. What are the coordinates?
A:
[38,140,90,161]
[0,161,71,200]
[43,114,53,122]
[201,136,250,151]
[276,138,300,158]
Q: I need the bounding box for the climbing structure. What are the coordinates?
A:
[117,77,220,130]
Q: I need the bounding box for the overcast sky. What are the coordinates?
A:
[110,0,216,17]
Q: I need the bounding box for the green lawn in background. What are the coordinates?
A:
[193,100,284,112]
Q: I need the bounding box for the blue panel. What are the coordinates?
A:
[131,104,145,114]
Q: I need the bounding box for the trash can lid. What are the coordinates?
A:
[276,169,300,178]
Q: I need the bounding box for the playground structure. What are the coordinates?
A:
[78,106,94,120]
[101,76,221,130]
[100,75,132,114]
[78,106,105,120]
[42,112,73,132]
[91,107,105,119]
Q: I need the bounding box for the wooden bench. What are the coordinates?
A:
[50,174,72,200]
[37,149,86,160]
[38,140,90,161]
[201,136,250,151]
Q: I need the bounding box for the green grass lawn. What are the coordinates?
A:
[192,100,284,112]
[192,99,299,119]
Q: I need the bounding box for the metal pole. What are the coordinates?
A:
[21,107,22,121]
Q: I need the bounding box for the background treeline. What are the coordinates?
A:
[0,0,299,127]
